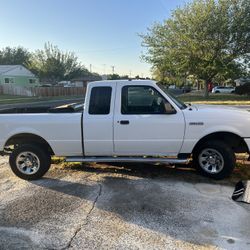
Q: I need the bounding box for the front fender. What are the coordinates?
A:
[179,125,244,154]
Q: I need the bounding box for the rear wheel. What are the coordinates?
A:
[193,140,235,179]
[9,144,51,180]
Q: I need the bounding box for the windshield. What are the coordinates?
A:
[156,83,187,110]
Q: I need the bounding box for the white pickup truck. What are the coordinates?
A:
[0,80,250,180]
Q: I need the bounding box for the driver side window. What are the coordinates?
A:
[121,85,175,114]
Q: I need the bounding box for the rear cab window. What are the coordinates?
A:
[88,87,112,115]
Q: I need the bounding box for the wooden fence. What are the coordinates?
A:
[0,84,86,97]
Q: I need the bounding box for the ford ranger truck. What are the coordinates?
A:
[0,80,250,180]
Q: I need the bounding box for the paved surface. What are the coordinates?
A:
[0,157,250,250]
[234,105,250,110]
[168,89,184,96]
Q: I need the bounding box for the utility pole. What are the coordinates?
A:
[89,64,92,73]
[129,70,132,79]
[111,65,115,74]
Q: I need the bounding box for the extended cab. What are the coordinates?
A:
[0,80,250,180]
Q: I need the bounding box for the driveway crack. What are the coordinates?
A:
[63,183,102,249]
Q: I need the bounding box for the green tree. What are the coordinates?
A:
[141,0,250,97]
[29,42,90,82]
[120,75,129,79]
[0,46,31,66]
[107,74,121,80]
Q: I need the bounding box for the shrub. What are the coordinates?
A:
[235,83,250,95]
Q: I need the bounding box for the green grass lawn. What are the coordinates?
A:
[179,92,250,105]
[0,94,32,100]
[0,94,84,105]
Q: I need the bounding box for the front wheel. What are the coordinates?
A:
[9,144,51,180]
[193,140,236,179]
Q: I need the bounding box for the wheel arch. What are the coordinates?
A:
[4,133,55,155]
[192,131,248,154]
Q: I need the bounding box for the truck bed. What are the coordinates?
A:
[0,103,84,114]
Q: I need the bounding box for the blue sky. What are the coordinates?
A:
[0,0,186,77]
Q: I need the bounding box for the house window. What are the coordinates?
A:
[29,78,36,84]
[4,78,14,84]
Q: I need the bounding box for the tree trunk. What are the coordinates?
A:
[204,80,209,98]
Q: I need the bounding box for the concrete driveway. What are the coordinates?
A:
[0,157,250,250]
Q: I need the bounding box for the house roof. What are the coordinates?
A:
[0,65,20,75]
[235,78,250,85]
[0,64,36,78]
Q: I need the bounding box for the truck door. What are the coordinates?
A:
[83,82,116,156]
[114,83,185,156]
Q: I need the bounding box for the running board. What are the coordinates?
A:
[65,157,189,164]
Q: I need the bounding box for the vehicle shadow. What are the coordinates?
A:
[63,161,236,186]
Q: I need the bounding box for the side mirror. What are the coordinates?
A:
[164,103,177,114]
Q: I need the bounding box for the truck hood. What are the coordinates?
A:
[192,104,250,112]
[190,104,250,117]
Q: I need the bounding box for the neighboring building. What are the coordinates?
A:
[71,75,102,87]
[0,65,39,86]
[235,78,250,86]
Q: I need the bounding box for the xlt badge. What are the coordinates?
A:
[189,122,204,126]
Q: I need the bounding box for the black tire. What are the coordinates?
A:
[193,140,235,180]
[215,91,220,93]
[9,144,51,180]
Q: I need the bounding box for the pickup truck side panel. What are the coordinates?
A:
[0,113,82,156]
[83,82,116,156]
[83,81,186,156]
[113,82,185,156]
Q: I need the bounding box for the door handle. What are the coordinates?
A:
[119,120,130,125]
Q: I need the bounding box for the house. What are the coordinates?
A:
[0,65,39,86]
[235,78,250,86]
[71,75,102,87]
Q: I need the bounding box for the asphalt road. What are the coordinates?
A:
[0,157,250,250]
